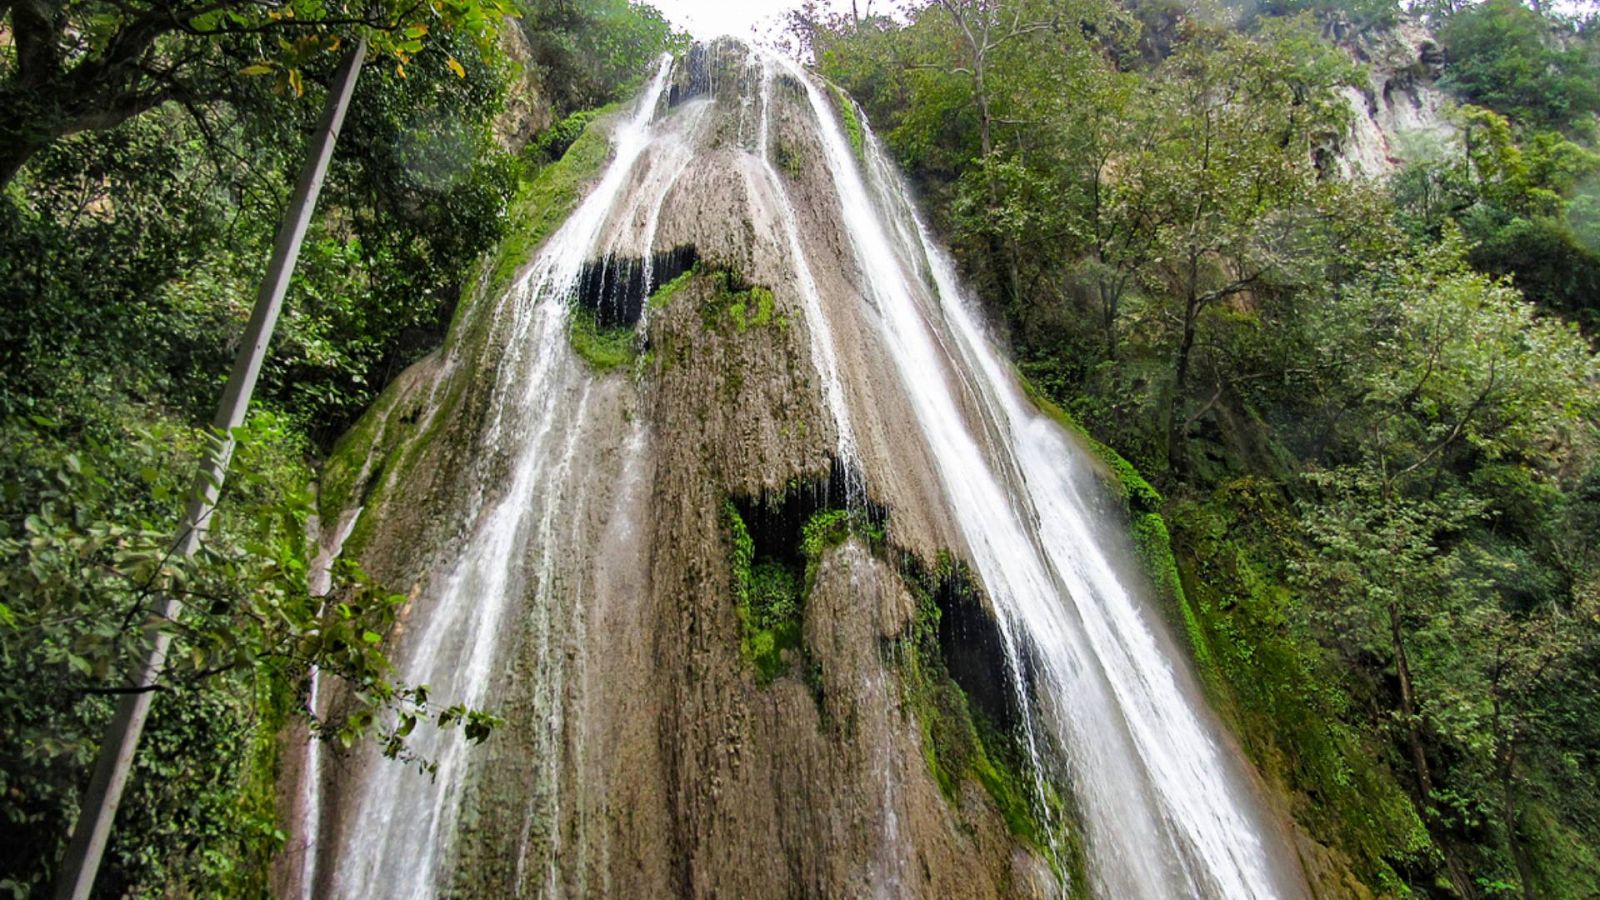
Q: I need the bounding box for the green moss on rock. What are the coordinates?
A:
[830,84,865,162]
[698,267,777,333]
[725,501,804,684]
[568,307,636,372]
[648,268,695,309]
[723,488,884,686]
[890,554,1083,887]
[483,104,620,300]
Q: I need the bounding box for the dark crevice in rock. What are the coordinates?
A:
[889,551,1065,868]
[726,458,889,686]
[574,244,699,328]
[667,43,710,108]
[731,457,885,569]
[933,567,1026,734]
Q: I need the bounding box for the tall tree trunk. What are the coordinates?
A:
[0,132,44,189]
[1500,742,1537,900]
[1100,277,1119,361]
[972,63,1021,310]
[1166,255,1201,475]
[1389,602,1434,802]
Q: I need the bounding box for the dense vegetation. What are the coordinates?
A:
[803,0,1600,895]
[0,0,677,893]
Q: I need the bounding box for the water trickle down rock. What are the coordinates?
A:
[285,39,1316,899]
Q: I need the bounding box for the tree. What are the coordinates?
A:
[927,0,1063,306]
[1439,0,1600,133]
[0,0,513,186]
[1292,231,1599,891]
[0,418,498,894]
[1117,22,1352,474]
[1295,477,1484,821]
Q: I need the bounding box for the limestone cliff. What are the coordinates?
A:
[283,41,1056,899]
[1327,15,1455,178]
[282,39,1311,900]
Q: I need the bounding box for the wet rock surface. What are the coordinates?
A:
[288,41,1046,899]
[288,38,1319,900]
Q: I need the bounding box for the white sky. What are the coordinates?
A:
[650,0,858,43]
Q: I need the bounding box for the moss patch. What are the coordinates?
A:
[227,665,295,894]
[890,553,1084,888]
[567,307,636,372]
[830,84,865,162]
[700,267,776,333]
[724,467,886,685]
[725,500,804,684]
[772,137,805,178]
[567,250,705,373]
[483,104,621,301]
[648,268,694,309]
[315,387,397,523]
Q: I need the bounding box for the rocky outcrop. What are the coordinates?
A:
[493,21,555,151]
[1325,16,1455,178]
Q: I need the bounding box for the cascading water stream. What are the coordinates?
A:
[776,57,1305,899]
[747,60,862,493]
[321,57,676,899]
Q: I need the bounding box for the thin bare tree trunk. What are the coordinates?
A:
[52,40,367,900]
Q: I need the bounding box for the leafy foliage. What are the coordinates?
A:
[1439,0,1600,134]
[0,0,515,184]
[515,0,682,114]
[0,417,498,895]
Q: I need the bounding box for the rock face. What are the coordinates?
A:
[1326,16,1455,178]
[284,41,1312,900]
[283,43,1050,899]
[492,23,555,151]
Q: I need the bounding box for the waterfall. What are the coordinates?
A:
[305,41,1306,899]
[774,59,1305,900]
[318,56,678,899]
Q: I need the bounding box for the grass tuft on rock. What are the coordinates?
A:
[723,479,884,685]
[830,84,866,161]
[568,307,636,372]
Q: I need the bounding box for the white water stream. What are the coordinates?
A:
[321,57,677,899]
[312,43,1303,899]
[772,56,1302,900]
